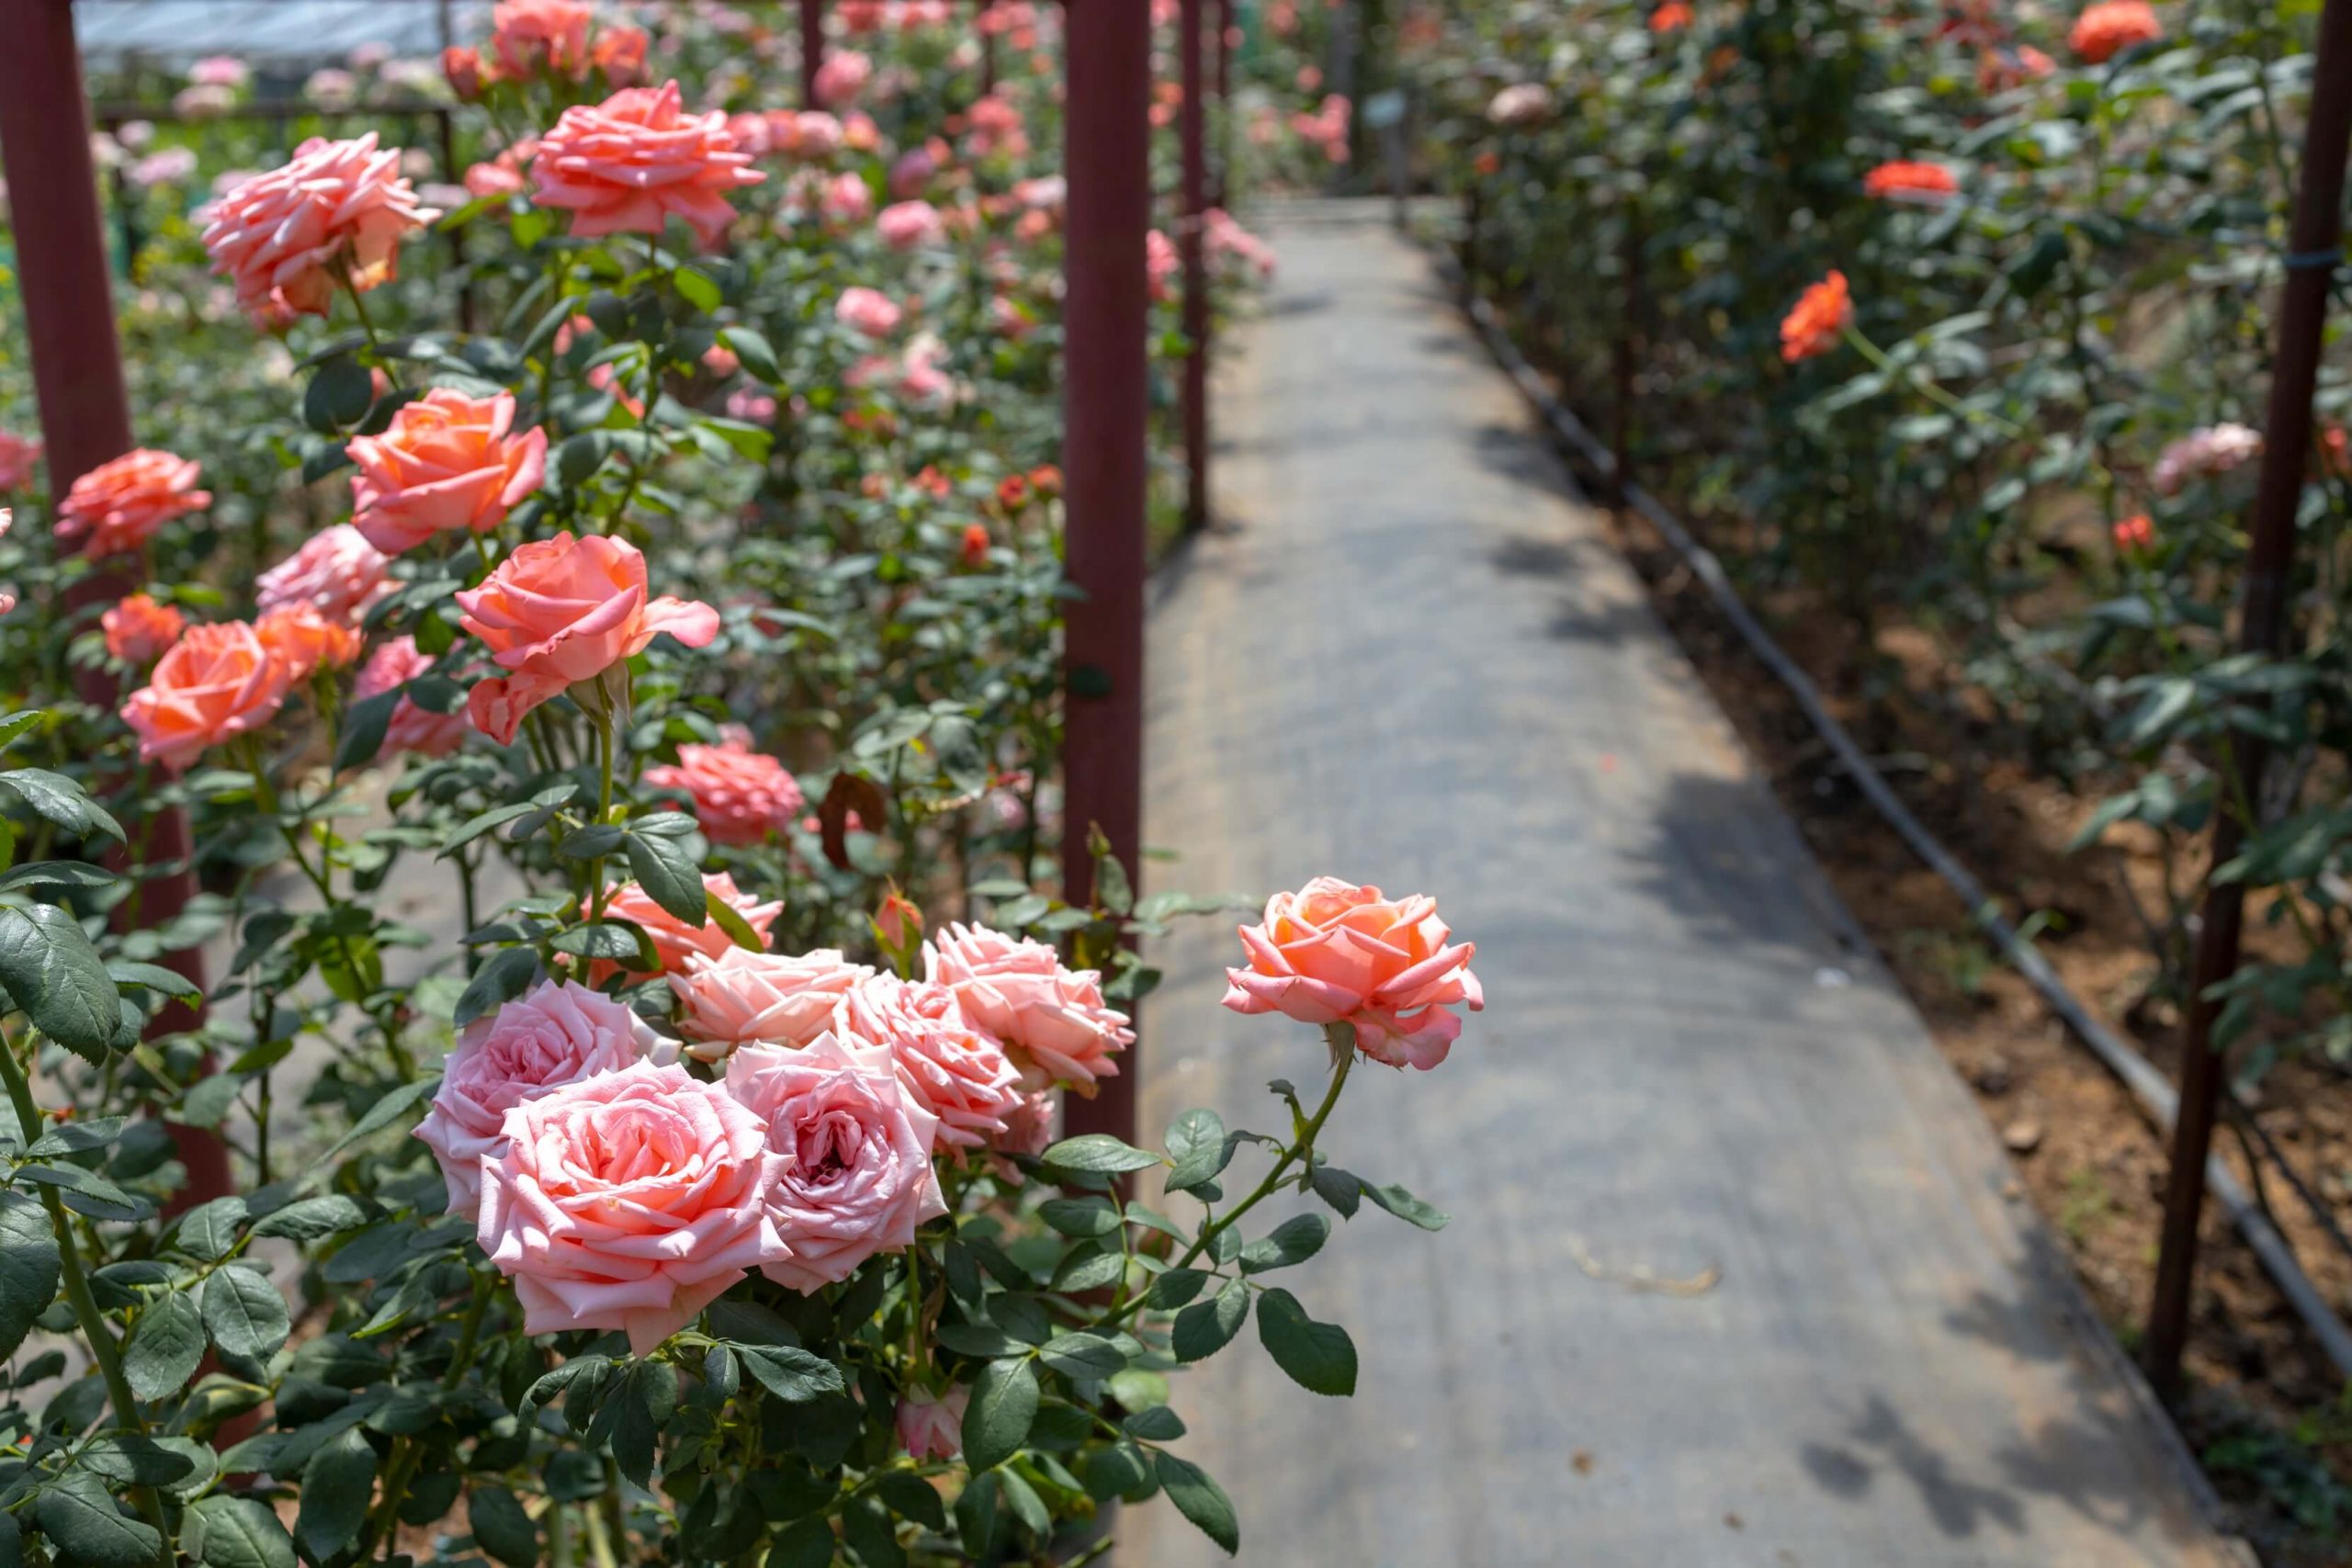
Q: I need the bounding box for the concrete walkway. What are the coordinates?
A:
[1127,203,2239,1568]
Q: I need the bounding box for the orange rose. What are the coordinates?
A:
[348,389,548,555]
[1221,877,1483,1070]
[1780,269,1852,364]
[55,449,210,560]
[254,603,363,682]
[102,593,187,666]
[529,81,764,247]
[1650,1,1693,29]
[1863,160,1958,201]
[455,531,720,744]
[120,621,294,773]
[2069,0,2161,62]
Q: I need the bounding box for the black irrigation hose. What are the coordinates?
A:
[1427,244,2352,1382]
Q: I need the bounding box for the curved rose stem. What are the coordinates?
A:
[340,263,402,395]
[1839,323,2023,439]
[0,1037,171,1563]
[587,705,617,924]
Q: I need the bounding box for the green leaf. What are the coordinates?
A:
[167,1197,248,1263]
[1039,1197,1121,1237]
[0,768,124,843]
[1147,1268,1209,1310]
[202,1267,290,1361]
[706,886,764,951]
[184,1495,296,1568]
[455,946,540,1028]
[1041,1134,1160,1175]
[0,1194,58,1361]
[961,1357,1039,1472]
[766,1517,834,1568]
[1156,1450,1238,1553]
[933,1322,1022,1359]
[1172,1276,1250,1363]
[1037,1332,1129,1380]
[124,1291,207,1401]
[1256,1287,1357,1396]
[720,325,783,383]
[1308,1163,1363,1217]
[251,1194,368,1242]
[519,1355,609,1421]
[313,1077,439,1168]
[871,1471,945,1530]
[705,1299,799,1347]
[295,1427,376,1562]
[673,263,724,311]
[1240,1213,1329,1273]
[333,689,399,773]
[1164,1108,1230,1191]
[998,1467,1050,1538]
[469,1484,540,1568]
[1123,1404,1186,1440]
[624,827,708,925]
[303,356,377,433]
[738,1345,844,1403]
[37,1472,163,1568]
[0,903,121,1058]
[1363,1181,1449,1230]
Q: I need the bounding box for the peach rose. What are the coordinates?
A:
[102,593,187,666]
[256,524,391,626]
[835,976,1021,1150]
[642,728,804,845]
[479,1060,788,1354]
[254,603,362,682]
[592,24,650,85]
[349,389,549,555]
[0,432,40,492]
[1222,877,1483,1070]
[201,133,439,321]
[455,531,720,744]
[354,635,469,758]
[415,977,662,1216]
[55,449,210,560]
[922,922,1133,1095]
[895,1387,967,1461]
[489,0,593,80]
[120,620,294,773]
[669,946,873,1062]
[2069,0,2162,62]
[530,81,763,247]
[724,1033,944,1293]
[603,871,782,977]
[876,199,945,252]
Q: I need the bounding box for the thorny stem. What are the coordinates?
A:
[367,1267,494,1562]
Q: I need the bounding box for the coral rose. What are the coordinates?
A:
[593,25,650,86]
[724,1033,945,1293]
[530,81,764,248]
[102,594,186,666]
[119,621,294,773]
[354,635,469,758]
[642,728,805,845]
[254,603,362,682]
[1780,269,1851,364]
[349,389,548,555]
[478,1060,788,1354]
[835,286,902,337]
[896,1388,968,1461]
[489,0,593,80]
[2069,0,2162,62]
[455,532,720,744]
[415,977,662,1216]
[1650,1,1693,30]
[55,449,210,560]
[1863,161,1958,201]
[835,976,1023,1150]
[603,871,782,976]
[876,199,946,251]
[812,49,874,107]
[669,946,873,1062]
[1222,877,1484,1070]
[2112,513,2156,553]
[0,433,40,492]
[256,523,391,626]
[922,922,1133,1095]
[201,133,439,321]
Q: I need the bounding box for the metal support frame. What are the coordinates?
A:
[1179,0,1211,535]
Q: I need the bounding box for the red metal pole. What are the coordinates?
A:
[800,0,826,107]
[1179,0,1210,534]
[2143,0,2352,1398]
[1211,0,1233,209]
[978,0,998,96]
[0,0,230,1205]
[1058,0,1151,1148]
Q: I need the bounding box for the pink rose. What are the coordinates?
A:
[55,448,210,560]
[822,171,874,224]
[489,0,594,80]
[895,1387,967,1461]
[835,976,1021,1150]
[922,923,1133,1096]
[102,593,187,667]
[812,49,874,106]
[724,1033,944,1292]
[601,871,781,977]
[835,287,903,338]
[354,635,469,758]
[479,1060,788,1354]
[256,524,391,626]
[642,729,804,845]
[669,946,873,1062]
[349,389,548,555]
[455,532,719,744]
[0,432,40,492]
[415,978,662,1216]
[530,81,763,248]
[201,133,439,321]
[1221,877,1483,1070]
[876,199,944,252]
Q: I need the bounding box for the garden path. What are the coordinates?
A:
[1125,200,2244,1568]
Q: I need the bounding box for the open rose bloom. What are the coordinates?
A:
[120,620,294,772]
[530,80,764,246]
[201,132,440,320]
[349,389,548,555]
[1223,877,1484,1069]
[642,728,805,844]
[924,922,1133,1094]
[55,448,210,559]
[669,947,872,1061]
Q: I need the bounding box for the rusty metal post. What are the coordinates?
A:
[2143,0,2352,1398]
[1058,0,1151,1148]
[1210,0,1233,209]
[978,0,997,96]
[1180,0,1210,534]
[0,0,230,1205]
[800,0,827,107]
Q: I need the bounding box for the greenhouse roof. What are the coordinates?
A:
[74,0,491,67]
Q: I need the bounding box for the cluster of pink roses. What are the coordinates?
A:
[414,917,1132,1353]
